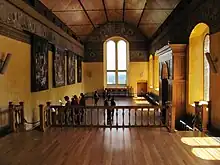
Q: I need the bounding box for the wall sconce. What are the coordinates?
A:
[0,53,11,74]
[155,87,159,91]
[150,86,153,88]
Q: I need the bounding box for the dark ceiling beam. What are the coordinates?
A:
[102,0,108,22]
[78,0,95,28]
[137,1,148,28]
[122,0,126,22]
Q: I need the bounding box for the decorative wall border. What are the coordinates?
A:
[84,22,148,62]
[0,0,84,56]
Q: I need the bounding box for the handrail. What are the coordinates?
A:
[49,105,160,109]
[39,102,163,132]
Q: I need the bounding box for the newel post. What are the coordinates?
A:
[46,102,51,126]
[39,104,45,132]
[9,102,16,132]
[19,102,25,130]
[165,101,175,132]
[201,104,208,132]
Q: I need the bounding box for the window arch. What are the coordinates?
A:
[105,38,128,86]
[204,34,210,101]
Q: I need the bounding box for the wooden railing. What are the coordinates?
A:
[8,102,25,132]
[39,102,162,132]
[0,102,24,135]
[194,101,211,132]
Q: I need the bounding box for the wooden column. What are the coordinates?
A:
[46,102,51,126]
[157,44,187,128]
[19,102,25,131]
[201,104,209,132]
[39,104,45,132]
[9,102,16,132]
[166,101,175,132]
[194,101,209,132]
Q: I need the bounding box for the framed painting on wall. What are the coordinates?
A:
[53,46,65,87]
[67,51,76,85]
[77,56,82,83]
[31,34,48,92]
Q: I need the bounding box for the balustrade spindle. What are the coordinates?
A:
[148,108,150,126]
[84,108,86,125]
[60,108,63,128]
[116,108,118,127]
[154,108,156,125]
[135,108,137,126]
[103,108,105,126]
[19,102,24,130]
[55,108,59,125]
[122,108,124,127]
[160,108,162,126]
[91,108,93,126]
[128,109,131,126]
[97,108,99,126]
[141,108,143,126]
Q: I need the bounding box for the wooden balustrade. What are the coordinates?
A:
[165,101,175,132]
[39,103,163,132]
[194,101,210,132]
[8,102,24,132]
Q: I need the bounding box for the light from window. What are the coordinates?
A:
[107,40,116,70]
[117,40,127,70]
[118,72,127,84]
[204,35,210,101]
[107,72,116,84]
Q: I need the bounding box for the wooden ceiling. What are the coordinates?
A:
[40,0,181,41]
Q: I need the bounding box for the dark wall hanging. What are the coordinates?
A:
[67,51,76,85]
[77,56,82,83]
[53,46,65,87]
[31,34,48,92]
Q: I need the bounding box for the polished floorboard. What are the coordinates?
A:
[0,128,220,165]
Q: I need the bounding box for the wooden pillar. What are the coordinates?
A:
[39,104,45,132]
[201,104,209,132]
[46,102,51,126]
[166,101,175,132]
[19,102,25,130]
[9,102,16,132]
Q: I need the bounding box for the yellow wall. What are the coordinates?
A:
[210,32,220,128]
[83,61,149,95]
[0,35,84,129]
[83,62,104,92]
[148,55,154,92]
[187,23,209,114]
[153,56,159,95]
[128,62,149,94]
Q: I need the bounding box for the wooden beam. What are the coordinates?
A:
[123,0,126,22]
[137,1,147,28]
[78,0,95,28]
[102,0,109,22]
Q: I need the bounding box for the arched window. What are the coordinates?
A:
[204,35,210,101]
[106,39,128,86]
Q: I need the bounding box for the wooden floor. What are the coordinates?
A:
[0,128,220,165]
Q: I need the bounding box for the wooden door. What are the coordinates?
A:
[137,82,147,96]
